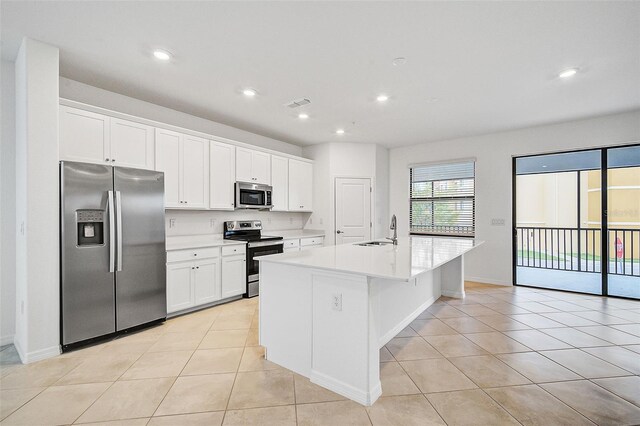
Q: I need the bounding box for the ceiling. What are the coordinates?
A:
[2,1,639,148]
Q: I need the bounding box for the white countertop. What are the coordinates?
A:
[166,229,324,251]
[259,236,483,280]
[165,235,246,251]
[277,229,325,239]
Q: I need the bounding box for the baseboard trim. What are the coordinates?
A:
[378,295,437,348]
[465,276,512,286]
[310,369,382,406]
[13,338,60,364]
[0,334,15,347]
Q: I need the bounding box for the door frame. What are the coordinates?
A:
[512,142,640,299]
[334,176,373,245]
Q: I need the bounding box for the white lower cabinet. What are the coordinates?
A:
[194,259,221,305]
[166,245,244,314]
[166,262,193,313]
[221,254,246,298]
[283,236,324,252]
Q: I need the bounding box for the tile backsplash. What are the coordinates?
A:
[165,210,312,236]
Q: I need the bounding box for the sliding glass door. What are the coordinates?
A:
[513,145,639,299]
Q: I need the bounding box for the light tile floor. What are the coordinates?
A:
[1,282,639,425]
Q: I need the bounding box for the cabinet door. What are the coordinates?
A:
[288,159,313,211]
[194,258,221,305]
[59,106,109,164]
[252,151,271,185]
[155,129,181,208]
[182,135,209,209]
[167,262,194,313]
[235,147,253,182]
[110,118,154,169]
[271,155,288,211]
[221,255,246,298]
[210,141,236,210]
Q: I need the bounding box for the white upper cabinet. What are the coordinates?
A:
[60,106,109,164]
[209,141,236,210]
[235,147,271,185]
[181,135,209,209]
[109,118,154,169]
[60,106,154,169]
[288,159,313,211]
[155,129,209,209]
[271,155,289,211]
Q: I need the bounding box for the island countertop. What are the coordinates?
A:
[258,236,483,281]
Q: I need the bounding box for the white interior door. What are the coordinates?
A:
[335,178,371,245]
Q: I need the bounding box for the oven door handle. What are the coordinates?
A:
[247,241,284,249]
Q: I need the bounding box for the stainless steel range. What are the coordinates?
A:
[223,220,283,297]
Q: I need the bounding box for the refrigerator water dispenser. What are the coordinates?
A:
[76,210,104,245]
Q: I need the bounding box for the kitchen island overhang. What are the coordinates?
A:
[258,236,483,406]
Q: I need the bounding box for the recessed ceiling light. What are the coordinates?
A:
[153,49,172,61]
[298,113,309,119]
[376,94,389,102]
[335,129,345,135]
[392,57,406,66]
[243,88,257,97]
[558,68,578,79]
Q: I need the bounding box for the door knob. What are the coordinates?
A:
[336,230,344,234]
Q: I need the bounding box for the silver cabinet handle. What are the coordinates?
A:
[105,158,110,162]
[336,230,343,234]
[115,191,123,272]
[108,191,115,272]
[111,159,116,162]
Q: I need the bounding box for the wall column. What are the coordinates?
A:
[14,38,60,363]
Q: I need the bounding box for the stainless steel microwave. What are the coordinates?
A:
[235,182,273,209]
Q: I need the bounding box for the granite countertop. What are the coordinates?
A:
[258,236,483,281]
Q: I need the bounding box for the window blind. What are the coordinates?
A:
[410,161,475,237]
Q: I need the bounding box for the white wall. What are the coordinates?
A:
[303,143,389,245]
[14,39,60,362]
[59,78,303,157]
[389,109,640,285]
[1,60,17,346]
[165,210,311,237]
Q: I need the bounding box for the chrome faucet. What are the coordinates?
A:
[387,214,398,245]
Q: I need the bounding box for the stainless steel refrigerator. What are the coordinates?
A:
[60,161,167,349]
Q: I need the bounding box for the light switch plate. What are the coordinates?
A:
[332,293,343,311]
[491,218,505,226]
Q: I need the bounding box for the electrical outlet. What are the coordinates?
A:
[319,218,323,225]
[210,219,216,228]
[289,217,293,224]
[332,293,342,311]
[491,218,505,226]
[169,218,176,228]
[267,217,271,224]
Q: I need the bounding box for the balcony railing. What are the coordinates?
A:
[516,227,640,277]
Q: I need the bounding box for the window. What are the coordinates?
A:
[410,160,475,237]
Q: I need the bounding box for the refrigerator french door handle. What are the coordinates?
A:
[108,190,115,273]
[116,190,123,272]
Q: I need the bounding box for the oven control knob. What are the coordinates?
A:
[228,223,234,229]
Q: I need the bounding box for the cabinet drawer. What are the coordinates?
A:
[300,236,324,247]
[167,247,220,263]
[283,239,300,249]
[221,244,246,257]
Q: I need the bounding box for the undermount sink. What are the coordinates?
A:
[356,241,393,246]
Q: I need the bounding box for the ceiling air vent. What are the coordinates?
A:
[285,98,311,108]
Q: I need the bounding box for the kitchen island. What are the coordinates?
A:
[258,236,482,406]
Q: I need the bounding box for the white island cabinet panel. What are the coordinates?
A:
[210,141,236,210]
[60,106,109,164]
[182,135,209,209]
[109,118,154,170]
[288,159,313,211]
[271,155,289,211]
[259,236,482,406]
[155,128,181,208]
